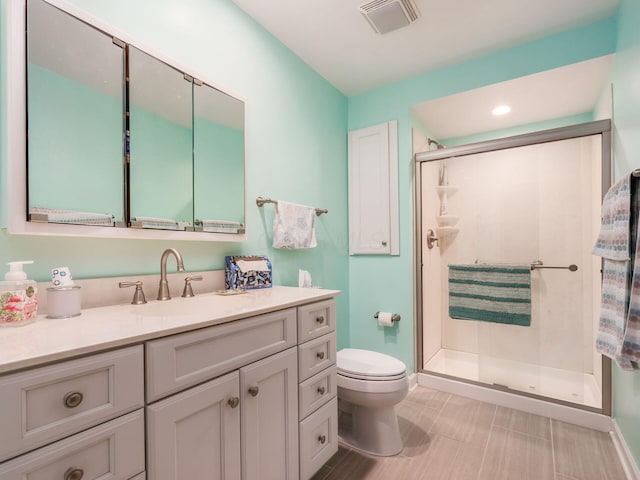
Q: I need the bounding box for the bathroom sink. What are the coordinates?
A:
[130,291,253,319]
[132,299,208,318]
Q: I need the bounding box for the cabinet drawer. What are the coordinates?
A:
[297,299,336,343]
[0,409,145,480]
[299,365,337,421]
[0,346,144,462]
[146,308,297,402]
[299,397,338,480]
[298,333,336,382]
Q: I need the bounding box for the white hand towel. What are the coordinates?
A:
[272,200,317,249]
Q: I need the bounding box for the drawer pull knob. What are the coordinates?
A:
[316,316,325,324]
[318,434,327,444]
[316,351,325,360]
[63,392,84,409]
[228,397,239,408]
[248,386,259,397]
[64,467,84,480]
[317,386,326,395]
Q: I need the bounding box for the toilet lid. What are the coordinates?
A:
[337,348,406,378]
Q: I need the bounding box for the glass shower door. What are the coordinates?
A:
[421,133,603,409]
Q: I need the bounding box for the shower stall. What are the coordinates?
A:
[414,120,612,413]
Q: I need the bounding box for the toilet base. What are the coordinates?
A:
[337,401,403,456]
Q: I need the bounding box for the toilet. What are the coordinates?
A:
[336,348,409,456]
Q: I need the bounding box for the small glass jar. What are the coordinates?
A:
[46,285,82,319]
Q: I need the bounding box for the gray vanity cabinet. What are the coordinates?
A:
[145,309,301,480]
[147,349,299,480]
[0,293,338,480]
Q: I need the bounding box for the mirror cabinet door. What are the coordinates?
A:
[23,0,247,237]
[27,0,125,226]
[128,47,194,230]
[193,83,246,233]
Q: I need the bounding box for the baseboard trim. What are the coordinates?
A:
[418,372,612,432]
[408,373,418,390]
[611,419,640,480]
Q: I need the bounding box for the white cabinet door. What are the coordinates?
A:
[241,347,299,480]
[348,120,399,255]
[146,371,241,480]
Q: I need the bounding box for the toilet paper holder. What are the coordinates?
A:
[374,312,401,322]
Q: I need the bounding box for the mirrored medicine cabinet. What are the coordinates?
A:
[7,0,246,241]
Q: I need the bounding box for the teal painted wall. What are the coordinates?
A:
[610,0,640,467]
[0,0,350,345]
[347,17,617,374]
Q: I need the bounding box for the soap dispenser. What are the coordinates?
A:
[0,261,38,327]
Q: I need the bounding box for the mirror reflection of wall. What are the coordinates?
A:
[27,0,124,226]
[193,83,245,231]
[129,47,194,230]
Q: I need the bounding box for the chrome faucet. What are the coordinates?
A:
[157,248,185,300]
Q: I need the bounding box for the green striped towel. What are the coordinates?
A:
[448,264,531,326]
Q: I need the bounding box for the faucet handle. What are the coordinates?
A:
[119,281,147,305]
[182,275,203,298]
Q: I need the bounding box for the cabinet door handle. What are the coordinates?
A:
[228,397,239,408]
[63,392,84,409]
[318,434,327,444]
[316,351,325,360]
[64,467,84,480]
[248,386,259,397]
[317,386,326,395]
[381,240,387,246]
[316,315,325,324]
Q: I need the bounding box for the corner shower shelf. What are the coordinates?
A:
[436,185,458,197]
[436,226,459,236]
[436,215,459,227]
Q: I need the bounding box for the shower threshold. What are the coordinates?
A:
[424,349,601,409]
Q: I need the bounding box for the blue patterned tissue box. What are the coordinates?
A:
[225,255,272,290]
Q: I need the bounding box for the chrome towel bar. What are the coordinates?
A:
[256,196,328,216]
[530,260,578,272]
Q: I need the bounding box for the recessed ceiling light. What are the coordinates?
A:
[492,105,511,116]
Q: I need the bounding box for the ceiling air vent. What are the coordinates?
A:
[359,0,420,35]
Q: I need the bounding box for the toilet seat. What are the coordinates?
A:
[337,348,406,379]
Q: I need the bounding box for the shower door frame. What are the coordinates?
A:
[413,119,613,415]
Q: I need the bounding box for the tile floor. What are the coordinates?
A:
[312,386,628,480]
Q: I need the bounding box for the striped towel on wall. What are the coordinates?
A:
[593,174,639,370]
[448,264,532,326]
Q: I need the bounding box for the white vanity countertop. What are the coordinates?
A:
[0,286,340,374]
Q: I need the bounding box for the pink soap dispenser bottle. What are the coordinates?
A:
[0,261,38,327]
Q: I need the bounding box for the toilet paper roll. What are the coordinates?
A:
[377,312,394,327]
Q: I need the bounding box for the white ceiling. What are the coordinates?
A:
[412,55,614,141]
[232,0,619,96]
[233,0,618,140]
